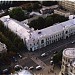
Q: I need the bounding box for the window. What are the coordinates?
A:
[56,35,57,37]
[65,31,68,34]
[50,37,51,39]
[37,42,39,44]
[30,44,32,46]
[34,43,35,45]
[62,61,64,65]
[41,40,44,44]
[58,34,59,36]
[48,38,49,40]
[70,69,72,72]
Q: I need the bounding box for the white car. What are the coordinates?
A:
[72,41,75,44]
[36,66,42,70]
[19,54,22,58]
[29,66,34,70]
[24,66,28,70]
[41,53,46,57]
[50,56,53,60]
[50,60,53,65]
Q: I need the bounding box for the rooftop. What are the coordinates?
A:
[30,18,75,40]
[63,48,75,58]
[40,5,58,11]
[1,15,75,43]
[71,61,75,67]
[13,69,32,75]
[0,15,30,41]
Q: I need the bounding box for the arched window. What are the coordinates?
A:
[41,40,44,44]
[65,31,68,34]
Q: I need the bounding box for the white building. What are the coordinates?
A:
[58,1,75,13]
[61,48,75,75]
[0,42,7,53]
[1,15,75,51]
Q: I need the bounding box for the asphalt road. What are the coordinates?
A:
[33,35,75,65]
[2,35,75,74]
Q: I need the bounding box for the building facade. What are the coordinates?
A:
[61,48,75,75]
[54,9,70,17]
[58,1,75,13]
[1,15,75,51]
[40,5,58,14]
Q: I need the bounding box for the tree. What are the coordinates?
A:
[26,6,32,12]
[53,51,62,66]
[37,17,45,29]
[42,1,57,6]
[0,20,5,32]
[9,7,25,21]
[32,2,41,10]
[45,16,53,27]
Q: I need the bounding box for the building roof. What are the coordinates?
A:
[29,11,42,16]
[1,15,75,43]
[40,5,58,11]
[0,15,30,41]
[63,48,75,58]
[13,69,32,75]
[71,61,75,67]
[30,18,75,40]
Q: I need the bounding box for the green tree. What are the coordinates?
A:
[37,17,45,29]
[0,20,5,32]
[53,51,62,65]
[45,16,53,27]
[9,7,25,21]
[42,1,57,6]
[26,6,32,12]
[32,2,41,10]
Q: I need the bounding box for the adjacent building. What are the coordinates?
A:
[40,5,58,14]
[54,9,70,17]
[0,42,7,53]
[1,15,75,51]
[61,48,75,75]
[58,1,75,13]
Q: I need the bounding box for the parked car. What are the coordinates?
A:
[14,65,23,71]
[13,57,17,62]
[19,54,22,58]
[36,66,42,70]
[24,66,28,70]
[17,53,22,58]
[41,53,48,57]
[2,69,9,74]
[29,66,34,70]
[50,56,53,60]
[71,41,75,44]
[53,51,57,54]
[50,60,53,65]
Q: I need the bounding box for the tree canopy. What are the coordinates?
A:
[0,20,27,52]
[9,7,25,21]
[29,14,68,30]
[42,1,58,6]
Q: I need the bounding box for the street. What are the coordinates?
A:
[2,34,75,75]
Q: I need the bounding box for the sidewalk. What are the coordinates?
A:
[59,71,61,75]
[31,54,60,75]
[31,56,48,69]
